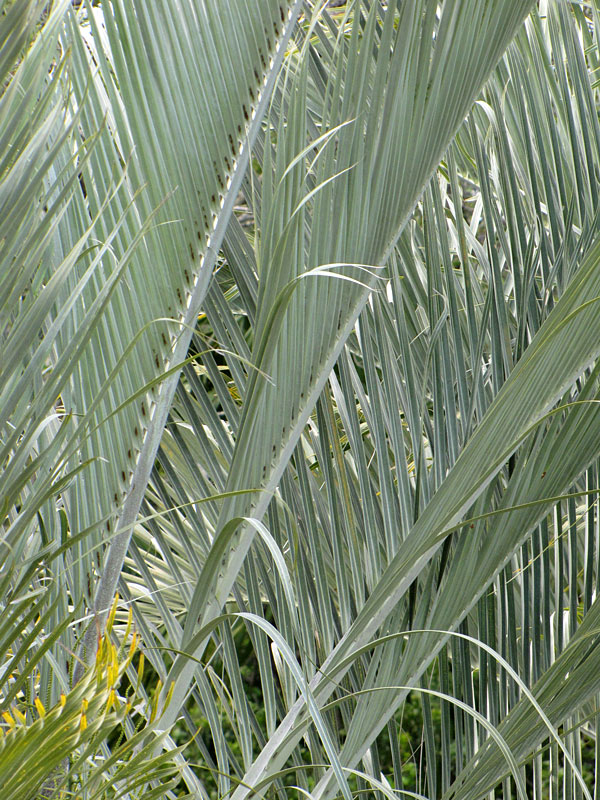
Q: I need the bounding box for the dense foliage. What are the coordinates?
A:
[4,1,600,798]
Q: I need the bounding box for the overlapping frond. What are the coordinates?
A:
[9,1,600,798]
[125,3,600,797]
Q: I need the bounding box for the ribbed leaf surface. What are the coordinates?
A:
[48,0,302,603]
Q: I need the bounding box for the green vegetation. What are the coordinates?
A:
[4,1,600,798]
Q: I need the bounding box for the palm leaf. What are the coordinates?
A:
[46,0,306,664]
[137,4,600,796]
[159,3,535,736]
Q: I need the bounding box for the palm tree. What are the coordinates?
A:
[4,0,600,797]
